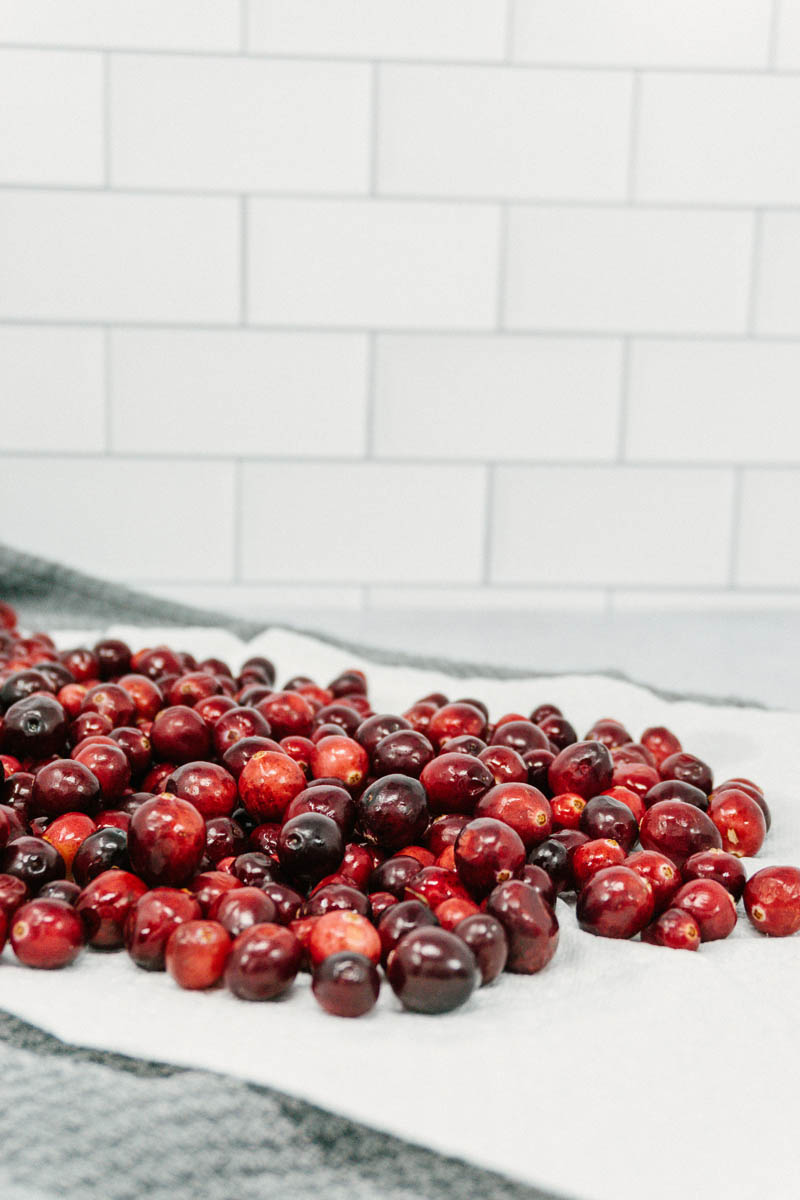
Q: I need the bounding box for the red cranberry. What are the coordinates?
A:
[610,761,660,801]
[128,794,206,887]
[660,751,713,795]
[95,811,130,833]
[519,863,557,906]
[10,898,84,968]
[262,881,304,925]
[478,745,528,786]
[425,813,471,858]
[39,879,81,905]
[714,779,771,830]
[405,865,469,909]
[403,700,437,733]
[743,866,800,937]
[419,753,493,817]
[312,703,363,737]
[248,821,281,858]
[358,774,429,850]
[485,880,559,972]
[210,886,277,937]
[625,849,681,912]
[372,729,435,778]
[579,795,638,853]
[308,910,380,967]
[1,835,65,893]
[76,868,148,948]
[537,714,577,751]
[368,891,396,921]
[642,907,700,950]
[240,655,276,686]
[572,838,626,888]
[550,792,586,830]
[356,713,411,755]
[278,813,343,887]
[257,691,313,739]
[490,720,549,759]
[110,726,152,777]
[118,674,163,721]
[31,758,100,817]
[279,735,316,775]
[150,706,210,764]
[0,871,28,919]
[42,812,96,873]
[238,750,306,822]
[548,741,613,800]
[312,951,380,1018]
[190,869,242,915]
[72,826,129,885]
[130,644,182,680]
[453,913,508,984]
[70,711,113,743]
[641,725,682,767]
[577,866,654,939]
[328,669,367,697]
[124,887,202,970]
[223,735,283,779]
[601,784,646,826]
[166,671,220,708]
[73,741,131,799]
[454,818,525,898]
[205,815,247,864]
[584,718,631,748]
[672,879,737,941]
[339,842,373,890]
[309,735,369,790]
[613,742,656,768]
[434,896,480,930]
[427,702,486,749]
[682,849,747,900]
[165,761,237,820]
[645,779,709,812]
[304,883,369,918]
[81,683,135,728]
[2,695,68,760]
[141,762,175,793]
[387,927,478,1014]
[212,706,271,756]
[60,647,98,683]
[474,782,552,851]
[707,789,766,858]
[232,851,281,888]
[166,919,230,989]
[639,800,722,868]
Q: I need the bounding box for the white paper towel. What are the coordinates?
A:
[2,626,798,1200]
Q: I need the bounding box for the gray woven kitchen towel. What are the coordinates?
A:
[0,541,556,1200]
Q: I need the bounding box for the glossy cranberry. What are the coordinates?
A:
[205,815,247,864]
[682,849,746,901]
[577,865,654,939]
[73,742,131,799]
[453,913,508,985]
[231,851,282,888]
[405,863,470,909]
[95,810,131,833]
[10,898,84,968]
[427,703,486,750]
[441,732,485,752]
[262,881,304,925]
[72,826,129,885]
[368,891,396,921]
[645,779,709,812]
[328,669,367,698]
[0,668,53,711]
[672,879,737,941]
[642,907,700,950]
[369,854,421,899]
[278,813,343,887]
[600,784,646,826]
[308,735,367,790]
[128,794,206,887]
[743,866,800,937]
[209,886,277,937]
[371,729,435,780]
[434,896,479,930]
[476,745,527,787]
[238,750,306,822]
[110,726,151,777]
[716,783,771,833]
[1,835,65,893]
[57,683,88,720]
[304,882,369,918]
[611,761,660,802]
[707,789,766,858]
[639,800,722,868]
[130,644,181,680]
[29,758,99,819]
[162,761,236,822]
[660,751,713,795]
[125,887,202,970]
[165,671,219,709]
[238,683,272,706]
[548,741,613,800]
[117,674,163,721]
[517,863,556,907]
[357,773,429,851]
[42,812,95,873]
[376,900,436,966]
[38,879,81,905]
[536,714,577,752]
[194,694,236,728]
[2,773,33,822]
[489,720,549,760]
[524,748,556,794]
[222,735,283,779]
[60,647,99,683]
[276,735,313,776]
[572,838,626,888]
[403,700,437,733]
[550,791,586,830]
[337,842,371,891]
[613,742,656,768]
[474,782,552,851]
[209,707,269,758]
[35,662,75,694]
[584,718,632,749]
[166,919,230,989]
[485,880,559,972]
[311,703,362,737]
[641,726,682,768]
[240,655,276,687]
[528,835,581,894]
[420,753,493,817]
[76,868,148,948]
[0,872,29,919]
[454,818,525,898]
[248,821,281,858]
[387,927,478,1014]
[308,910,380,968]
[579,795,638,853]
[190,869,242,915]
[312,952,380,1018]
[2,695,68,761]
[425,814,471,858]
[256,692,314,740]
[624,849,681,913]
[150,706,210,764]
[94,638,131,679]
[356,713,411,755]
[80,682,135,728]
[70,711,113,744]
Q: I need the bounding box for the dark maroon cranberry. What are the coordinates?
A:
[278,813,343,887]
[284,783,356,837]
[425,813,471,858]
[387,927,478,1014]
[1,836,65,893]
[31,758,100,818]
[660,752,713,795]
[76,868,148,948]
[577,865,654,939]
[231,851,282,888]
[579,795,639,853]
[225,923,301,1000]
[531,703,562,723]
[304,883,369,918]
[311,702,361,738]
[36,662,75,693]
[454,818,525,898]
[94,638,131,679]
[240,656,276,687]
[150,706,210,764]
[3,774,34,821]
[356,713,411,755]
[646,779,709,812]
[453,913,508,984]
[210,886,277,937]
[107,727,150,778]
[0,668,53,711]
[124,887,202,969]
[639,800,722,868]
[536,715,577,751]
[205,816,247,864]
[358,774,429,850]
[248,822,281,858]
[166,761,237,820]
[528,834,582,894]
[519,863,557,908]
[548,741,613,799]
[369,854,421,899]
[128,794,206,886]
[377,898,437,962]
[72,827,129,886]
[38,879,81,905]
[372,730,435,778]
[682,849,747,901]
[1,695,68,761]
[524,747,556,794]
[328,669,367,698]
[490,720,550,758]
[312,951,380,1017]
[485,880,559,973]
[261,882,304,925]
[440,734,487,756]
[222,735,282,778]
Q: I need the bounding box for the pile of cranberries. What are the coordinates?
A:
[0,599,798,1021]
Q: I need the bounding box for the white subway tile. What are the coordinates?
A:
[142,584,365,616]
[627,340,800,463]
[491,466,734,585]
[776,0,800,68]
[737,469,800,587]
[637,74,800,205]
[0,1,239,50]
[612,590,800,612]
[374,334,622,460]
[0,457,236,581]
[0,49,102,185]
[247,0,507,60]
[111,56,370,193]
[367,586,607,611]
[378,65,631,201]
[248,199,499,329]
[505,207,752,333]
[111,329,368,457]
[512,0,771,68]
[755,213,800,336]
[0,327,105,452]
[241,462,486,583]
[0,191,238,323]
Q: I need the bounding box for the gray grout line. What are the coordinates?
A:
[617,338,631,461]
[504,0,516,61]
[102,54,111,187]
[746,210,764,335]
[369,64,380,195]
[364,332,377,457]
[768,0,782,68]
[232,459,244,582]
[482,465,496,585]
[728,466,745,586]
[495,206,509,330]
[103,327,112,450]
[239,196,248,325]
[626,72,642,201]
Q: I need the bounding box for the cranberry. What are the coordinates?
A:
[141,762,175,793]
[0,871,28,919]
[71,711,113,743]
[308,735,369,791]
[427,702,486,749]
[118,674,163,721]
[38,879,81,905]
[166,671,220,708]
[2,775,34,822]
[377,898,437,961]
[278,813,343,887]
[42,812,96,873]
[368,891,396,922]
[205,815,247,864]
[584,718,631,748]
[613,742,656,768]
[356,713,411,755]
[579,795,638,853]
[528,835,583,894]
[387,927,478,1014]
[31,758,100,818]
[639,800,722,868]
[190,869,242,915]
[257,691,313,739]
[238,750,306,822]
[166,919,230,989]
[304,882,369,918]
[210,886,277,937]
[279,735,316,775]
[340,842,373,890]
[537,714,577,751]
[166,761,237,820]
[311,703,362,737]
[150,706,210,764]
[128,794,206,887]
[714,779,771,830]
[642,907,700,950]
[248,821,281,858]
[1,835,65,893]
[485,880,559,972]
[211,706,271,757]
[572,839,626,888]
[81,683,135,728]
[577,866,654,939]
[405,865,469,909]
[0,668,53,711]
[240,655,276,687]
[1,695,68,760]
[369,854,421,898]
[707,788,766,858]
[95,811,131,833]
[474,782,552,851]
[434,896,480,930]
[94,638,131,678]
[72,826,129,885]
[660,751,713,795]
[328,668,366,697]
[223,735,283,779]
[73,742,131,799]
[131,644,182,680]
[372,730,435,778]
[232,851,281,888]
[312,952,380,1018]
[601,784,646,826]
[261,881,304,925]
[60,647,98,683]
[453,913,508,984]
[743,866,800,937]
[478,744,528,786]
[672,879,737,941]
[425,813,471,858]
[490,720,549,759]
[110,726,152,777]
[358,774,429,850]
[646,779,709,812]
[125,887,202,970]
[403,700,437,733]
[419,753,493,817]
[610,761,660,801]
[548,741,613,800]
[641,726,682,767]
[76,868,148,948]
[625,849,681,912]
[308,909,380,967]
[10,898,84,968]
[682,849,747,900]
[550,792,586,830]
[454,818,525,898]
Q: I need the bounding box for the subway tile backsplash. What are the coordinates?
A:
[1,0,798,615]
